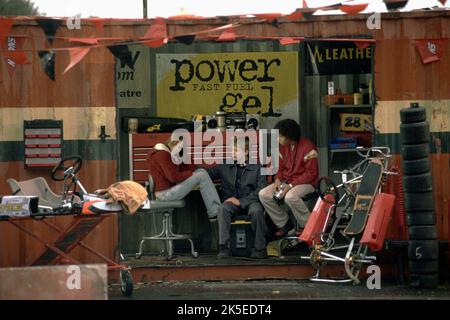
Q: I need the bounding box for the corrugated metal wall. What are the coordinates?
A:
[1,12,449,266]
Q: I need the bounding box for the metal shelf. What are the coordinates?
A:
[330,147,370,153]
[328,104,372,109]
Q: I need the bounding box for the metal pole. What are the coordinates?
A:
[143,0,148,18]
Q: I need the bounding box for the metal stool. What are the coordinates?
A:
[135,176,198,260]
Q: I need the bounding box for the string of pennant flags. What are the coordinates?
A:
[0,0,448,80]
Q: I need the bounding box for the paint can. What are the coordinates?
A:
[216,111,227,132]
[128,118,138,133]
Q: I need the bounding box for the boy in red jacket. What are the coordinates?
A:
[259,119,319,237]
[146,138,221,221]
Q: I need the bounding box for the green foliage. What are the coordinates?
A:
[0,0,43,16]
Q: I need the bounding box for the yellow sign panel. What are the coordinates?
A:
[340,113,373,132]
[156,52,299,119]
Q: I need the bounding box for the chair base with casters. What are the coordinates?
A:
[135,198,199,260]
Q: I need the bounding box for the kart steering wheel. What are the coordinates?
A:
[51,156,83,181]
[317,176,339,206]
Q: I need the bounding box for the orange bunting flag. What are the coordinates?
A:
[286,10,303,21]
[68,38,99,45]
[142,18,167,40]
[340,3,369,15]
[63,47,90,75]
[141,38,168,48]
[4,50,29,65]
[87,18,106,34]
[217,28,236,42]
[141,18,168,48]
[253,13,282,22]
[355,41,372,49]
[279,37,302,45]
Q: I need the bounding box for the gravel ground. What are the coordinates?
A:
[109,279,450,300]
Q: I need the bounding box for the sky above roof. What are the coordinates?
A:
[31,0,448,18]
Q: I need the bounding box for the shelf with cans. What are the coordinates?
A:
[324,84,374,178]
[325,82,373,150]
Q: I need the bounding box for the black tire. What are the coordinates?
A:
[400,106,426,124]
[403,172,433,192]
[120,269,134,297]
[410,273,439,288]
[404,192,434,211]
[408,225,438,240]
[407,211,436,226]
[402,158,430,175]
[409,260,439,274]
[401,143,430,160]
[408,240,439,260]
[400,122,430,145]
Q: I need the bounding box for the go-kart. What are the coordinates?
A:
[299,147,398,284]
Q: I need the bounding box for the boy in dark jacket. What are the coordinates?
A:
[207,138,268,259]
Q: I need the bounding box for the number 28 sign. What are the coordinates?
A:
[340,113,373,132]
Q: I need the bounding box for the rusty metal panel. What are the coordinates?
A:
[0,264,107,300]
[375,40,450,101]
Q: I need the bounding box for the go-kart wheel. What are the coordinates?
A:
[344,254,363,285]
[317,177,339,206]
[51,156,83,181]
[120,269,133,297]
[310,247,327,271]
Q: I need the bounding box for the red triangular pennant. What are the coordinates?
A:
[88,18,106,34]
[63,47,90,75]
[340,3,369,15]
[415,39,448,64]
[4,50,30,65]
[141,38,168,48]
[355,41,372,49]
[253,13,282,23]
[142,18,167,40]
[217,28,236,42]
[286,10,303,21]
[279,37,301,46]
[68,37,99,45]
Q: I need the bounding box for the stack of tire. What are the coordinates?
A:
[400,103,439,288]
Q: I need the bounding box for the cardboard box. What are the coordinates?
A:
[324,94,354,106]
[0,196,39,217]
[340,132,373,147]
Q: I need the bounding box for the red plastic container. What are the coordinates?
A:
[360,193,395,252]
[299,194,335,246]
